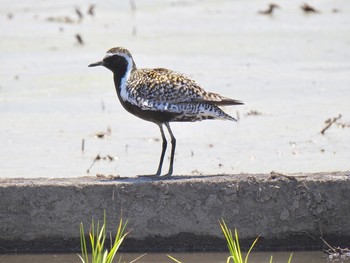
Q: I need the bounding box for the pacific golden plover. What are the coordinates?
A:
[89,47,243,177]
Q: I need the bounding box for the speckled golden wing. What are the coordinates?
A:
[131,68,243,105]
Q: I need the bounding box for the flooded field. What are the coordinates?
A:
[1,2,349,259]
[1,0,349,178]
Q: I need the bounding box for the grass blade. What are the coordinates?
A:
[220,219,260,263]
[78,212,129,263]
[244,236,259,263]
[167,255,183,263]
[79,223,89,263]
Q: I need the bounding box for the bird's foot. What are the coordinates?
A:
[137,173,160,178]
[137,172,173,178]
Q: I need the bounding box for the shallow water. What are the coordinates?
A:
[0,0,349,178]
[0,251,328,263]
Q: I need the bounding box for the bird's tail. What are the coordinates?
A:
[219,110,238,121]
[212,98,244,106]
[198,92,244,106]
[210,105,238,121]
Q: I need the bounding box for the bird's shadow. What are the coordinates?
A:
[95,174,231,183]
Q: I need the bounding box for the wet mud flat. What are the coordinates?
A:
[0,171,349,253]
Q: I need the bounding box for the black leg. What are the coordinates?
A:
[137,123,167,178]
[155,124,167,176]
[164,122,176,177]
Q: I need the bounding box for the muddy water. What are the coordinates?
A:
[1,1,349,178]
[0,251,327,263]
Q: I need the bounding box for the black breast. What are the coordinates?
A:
[112,73,180,124]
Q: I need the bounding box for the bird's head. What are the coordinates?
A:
[88,47,136,74]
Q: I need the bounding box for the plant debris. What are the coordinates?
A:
[245,110,263,116]
[321,237,350,261]
[96,173,120,180]
[46,16,75,24]
[95,127,112,139]
[87,4,95,16]
[81,138,85,152]
[75,33,84,45]
[337,121,350,128]
[269,171,298,181]
[320,114,342,135]
[75,7,83,20]
[86,154,118,173]
[191,169,203,175]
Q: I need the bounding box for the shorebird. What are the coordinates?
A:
[301,3,320,14]
[258,3,280,15]
[89,47,243,177]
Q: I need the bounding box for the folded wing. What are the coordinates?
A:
[132,68,244,106]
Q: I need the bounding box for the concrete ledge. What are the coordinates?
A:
[0,171,349,253]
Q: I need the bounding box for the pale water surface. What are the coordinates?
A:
[0,0,349,177]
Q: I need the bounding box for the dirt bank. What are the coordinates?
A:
[0,171,349,253]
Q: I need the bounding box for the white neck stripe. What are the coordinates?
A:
[104,51,135,103]
[116,53,133,102]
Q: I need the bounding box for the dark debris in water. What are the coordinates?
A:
[321,237,350,261]
[321,114,344,135]
[269,171,299,181]
[75,33,84,45]
[74,7,83,20]
[46,16,75,24]
[245,110,263,116]
[95,127,112,139]
[46,5,96,24]
[86,154,118,173]
[88,4,96,16]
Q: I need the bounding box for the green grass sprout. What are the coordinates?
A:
[220,219,259,263]
[78,212,129,263]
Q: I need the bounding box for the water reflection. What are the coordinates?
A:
[0,251,327,263]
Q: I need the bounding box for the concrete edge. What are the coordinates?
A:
[0,171,349,253]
